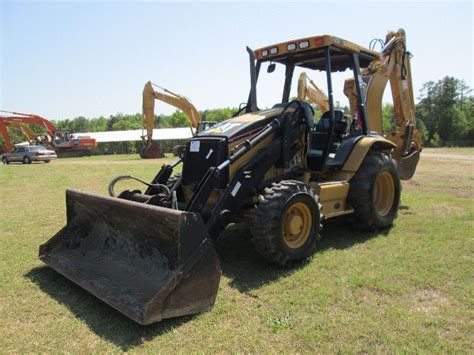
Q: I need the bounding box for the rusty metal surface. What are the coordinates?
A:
[396,150,420,180]
[39,189,221,325]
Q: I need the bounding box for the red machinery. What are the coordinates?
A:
[0,111,96,157]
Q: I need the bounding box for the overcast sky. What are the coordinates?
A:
[1,1,472,120]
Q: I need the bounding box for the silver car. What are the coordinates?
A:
[1,145,57,164]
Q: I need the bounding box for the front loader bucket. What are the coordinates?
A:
[39,189,221,325]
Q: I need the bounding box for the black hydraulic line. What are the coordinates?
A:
[108,175,170,198]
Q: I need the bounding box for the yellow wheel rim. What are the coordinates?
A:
[373,171,395,217]
[282,202,312,249]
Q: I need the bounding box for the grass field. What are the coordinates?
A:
[0,149,472,353]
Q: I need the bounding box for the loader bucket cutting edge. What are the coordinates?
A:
[39,189,221,325]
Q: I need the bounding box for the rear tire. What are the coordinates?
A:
[251,180,322,266]
[347,150,401,230]
[23,156,31,164]
[45,160,50,163]
[2,157,8,165]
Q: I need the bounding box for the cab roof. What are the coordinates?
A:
[254,35,380,72]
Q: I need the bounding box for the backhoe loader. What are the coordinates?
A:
[140,82,215,158]
[39,29,422,325]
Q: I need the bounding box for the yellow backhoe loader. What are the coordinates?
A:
[39,29,422,325]
[140,82,215,158]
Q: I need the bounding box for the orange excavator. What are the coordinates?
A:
[0,111,96,157]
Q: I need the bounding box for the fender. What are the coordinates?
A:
[342,136,396,172]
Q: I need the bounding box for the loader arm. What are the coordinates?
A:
[297,72,330,113]
[186,101,310,238]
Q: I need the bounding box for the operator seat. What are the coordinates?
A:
[307,110,364,171]
[309,110,344,154]
[307,110,348,171]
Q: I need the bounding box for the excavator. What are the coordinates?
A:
[140,82,215,158]
[0,111,96,157]
[39,29,422,325]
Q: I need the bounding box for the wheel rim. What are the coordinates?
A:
[373,171,395,217]
[282,202,312,249]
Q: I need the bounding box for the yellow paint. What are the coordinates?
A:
[342,137,396,172]
[318,182,350,217]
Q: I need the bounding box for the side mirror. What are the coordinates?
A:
[267,63,276,73]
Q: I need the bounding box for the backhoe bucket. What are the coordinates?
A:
[396,150,420,180]
[39,189,221,325]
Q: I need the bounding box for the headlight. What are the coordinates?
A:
[299,41,309,49]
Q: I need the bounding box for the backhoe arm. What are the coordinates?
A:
[343,29,422,179]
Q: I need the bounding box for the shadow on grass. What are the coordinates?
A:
[25,217,388,349]
[25,266,194,351]
[216,218,388,294]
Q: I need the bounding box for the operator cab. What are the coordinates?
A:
[248,35,379,172]
[53,131,72,147]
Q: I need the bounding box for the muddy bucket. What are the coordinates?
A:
[39,189,221,325]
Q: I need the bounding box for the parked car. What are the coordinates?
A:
[1,145,57,164]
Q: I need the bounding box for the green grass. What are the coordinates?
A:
[0,150,472,353]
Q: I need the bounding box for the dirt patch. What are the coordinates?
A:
[412,289,451,315]
[422,153,474,162]
[403,180,473,199]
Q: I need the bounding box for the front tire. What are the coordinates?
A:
[251,180,322,266]
[23,156,31,164]
[2,157,8,165]
[347,150,401,230]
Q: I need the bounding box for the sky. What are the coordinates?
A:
[1,1,472,120]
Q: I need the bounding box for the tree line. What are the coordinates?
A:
[1,76,472,150]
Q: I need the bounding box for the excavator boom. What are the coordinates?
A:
[297,72,330,113]
[140,81,202,158]
[0,121,39,151]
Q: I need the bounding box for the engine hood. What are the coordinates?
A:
[197,107,283,141]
